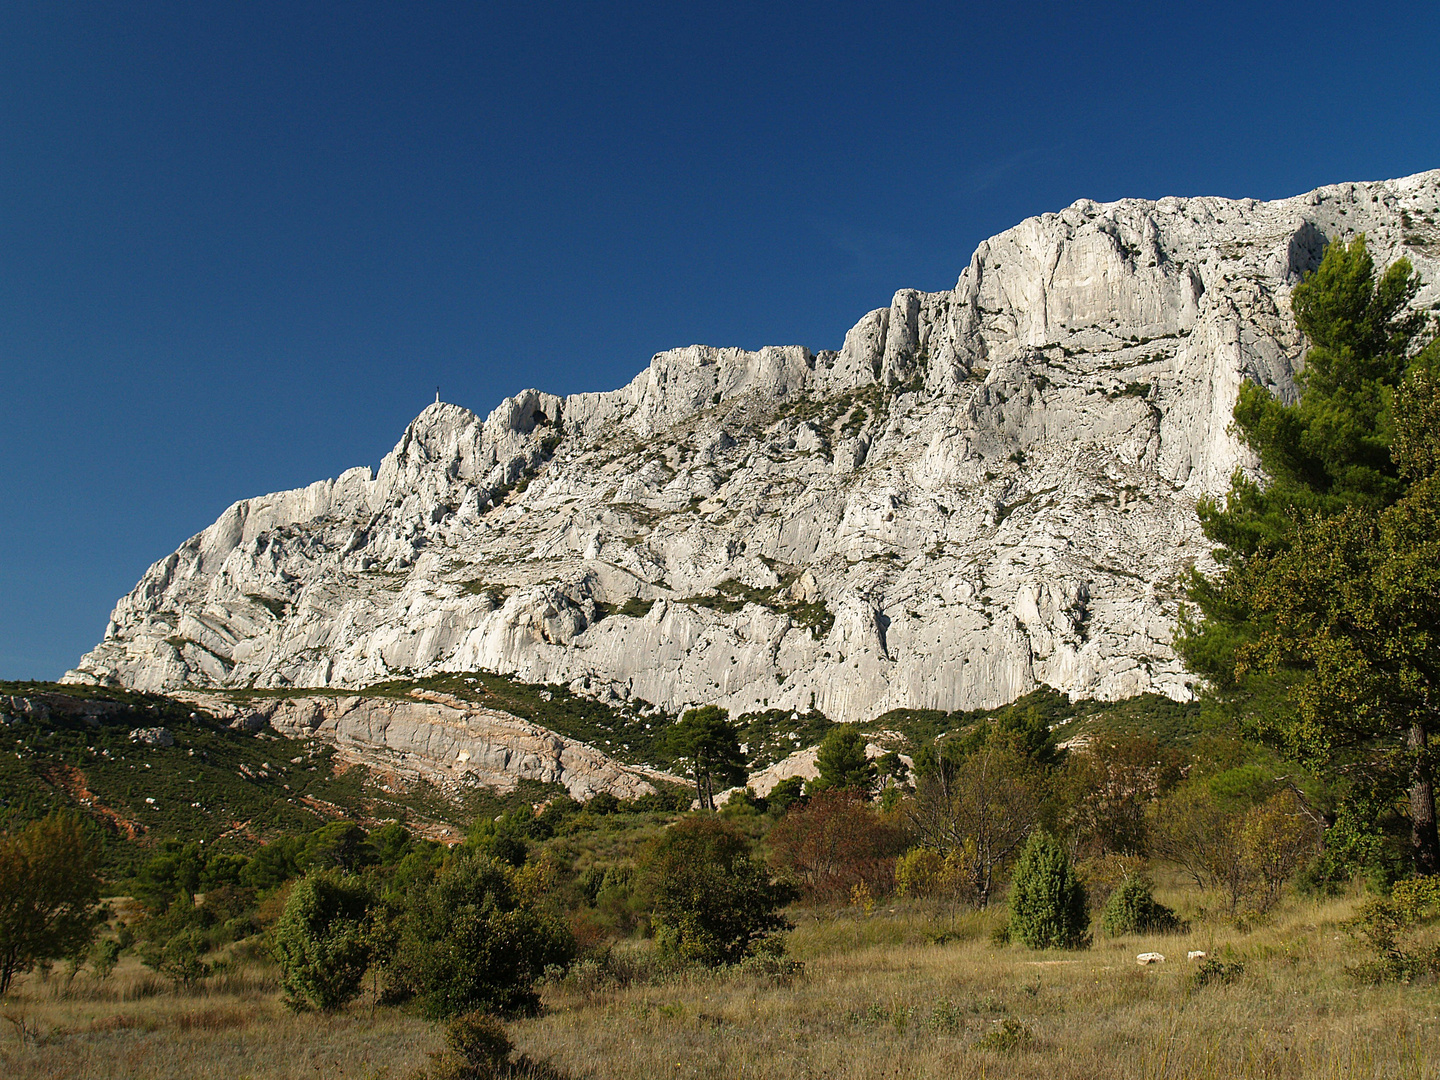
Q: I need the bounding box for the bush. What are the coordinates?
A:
[1007,832,1090,949]
[895,847,949,899]
[413,1011,572,1080]
[1100,876,1183,937]
[766,790,906,903]
[138,922,211,988]
[640,816,795,967]
[272,871,374,1011]
[1346,875,1440,983]
[390,851,574,1019]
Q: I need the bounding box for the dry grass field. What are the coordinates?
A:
[4,886,1439,1080]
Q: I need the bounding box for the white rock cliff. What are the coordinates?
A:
[68,172,1440,723]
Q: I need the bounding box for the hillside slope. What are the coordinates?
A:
[67,172,1440,721]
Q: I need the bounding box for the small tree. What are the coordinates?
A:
[1008,832,1090,950]
[0,812,101,997]
[908,743,1038,907]
[640,816,794,966]
[389,851,573,1019]
[809,726,877,795]
[666,706,748,810]
[273,871,374,1011]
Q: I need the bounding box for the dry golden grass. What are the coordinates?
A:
[5,888,1440,1079]
[0,958,437,1079]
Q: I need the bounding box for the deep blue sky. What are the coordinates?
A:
[3,1,1437,680]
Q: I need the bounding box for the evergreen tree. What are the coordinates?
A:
[272,871,373,1011]
[1179,235,1440,873]
[809,726,877,795]
[1007,831,1089,950]
[665,706,747,810]
[639,816,794,966]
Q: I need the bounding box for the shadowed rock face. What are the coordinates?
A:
[68,172,1440,722]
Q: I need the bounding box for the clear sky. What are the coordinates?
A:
[2,0,1437,680]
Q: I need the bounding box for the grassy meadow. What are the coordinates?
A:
[4,883,1437,1080]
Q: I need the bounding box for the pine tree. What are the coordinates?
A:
[1178,236,1440,873]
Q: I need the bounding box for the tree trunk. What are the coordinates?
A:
[1408,721,1439,875]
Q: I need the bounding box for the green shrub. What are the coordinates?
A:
[974,1018,1036,1053]
[1346,875,1440,982]
[1007,832,1090,950]
[138,922,211,988]
[640,816,795,967]
[390,851,574,1019]
[586,792,620,815]
[272,871,373,1011]
[1100,876,1183,936]
[1188,957,1246,990]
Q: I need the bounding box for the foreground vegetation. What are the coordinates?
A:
[3,883,1439,1080]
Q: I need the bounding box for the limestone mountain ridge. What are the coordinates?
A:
[68,170,1440,724]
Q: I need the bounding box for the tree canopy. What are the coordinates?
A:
[0,812,101,997]
[665,705,747,810]
[809,726,876,795]
[1178,235,1440,874]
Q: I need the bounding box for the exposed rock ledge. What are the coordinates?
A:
[174,690,682,802]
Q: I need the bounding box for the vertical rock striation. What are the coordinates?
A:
[68,171,1440,722]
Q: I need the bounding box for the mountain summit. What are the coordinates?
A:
[68,172,1440,722]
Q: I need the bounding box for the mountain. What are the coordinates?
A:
[67,172,1440,722]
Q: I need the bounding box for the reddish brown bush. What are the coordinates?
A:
[766,791,907,903]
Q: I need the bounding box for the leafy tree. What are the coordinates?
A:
[809,726,877,795]
[135,839,205,911]
[665,706,747,810]
[389,851,573,1019]
[273,871,374,1011]
[468,815,529,868]
[241,834,305,891]
[1008,831,1090,950]
[894,847,951,900]
[1056,736,1180,859]
[766,790,906,902]
[1179,236,1439,873]
[88,937,122,982]
[639,815,795,966]
[908,743,1038,907]
[586,792,621,815]
[364,820,414,867]
[301,821,371,873]
[0,812,101,997]
[1148,781,1319,912]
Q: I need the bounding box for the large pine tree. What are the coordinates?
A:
[1178,236,1440,873]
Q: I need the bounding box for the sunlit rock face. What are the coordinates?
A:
[68,172,1440,722]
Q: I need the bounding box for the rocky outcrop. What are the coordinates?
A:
[176,690,680,801]
[68,172,1440,722]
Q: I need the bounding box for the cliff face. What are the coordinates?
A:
[68,172,1440,722]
